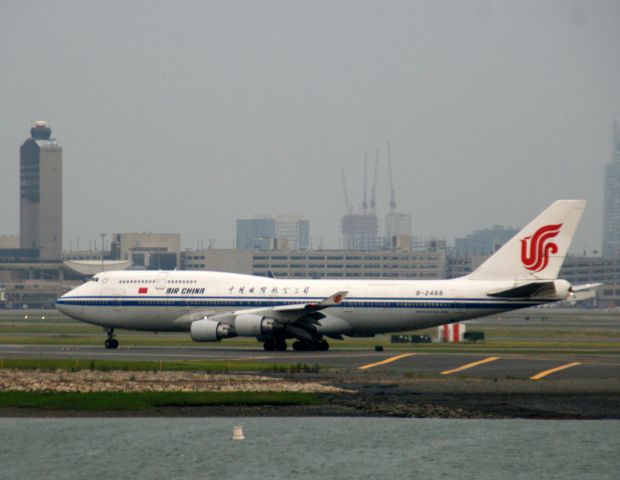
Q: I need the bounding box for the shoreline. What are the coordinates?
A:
[1,369,620,419]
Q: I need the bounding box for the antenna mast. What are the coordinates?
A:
[387,140,396,214]
[362,154,368,215]
[370,151,378,215]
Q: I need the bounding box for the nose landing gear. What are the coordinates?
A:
[104,328,119,349]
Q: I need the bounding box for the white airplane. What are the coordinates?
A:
[56,200,586,351]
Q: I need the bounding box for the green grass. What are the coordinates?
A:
[0,323,102,334]
[0,333,261,347]
[0,358,321,373]
[2,333,620,354]
[0,391,324,411]
[2,309,620,355]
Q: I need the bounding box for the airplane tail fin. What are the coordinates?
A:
[467,200,586,281]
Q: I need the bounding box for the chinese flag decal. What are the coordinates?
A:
[139,287,148,294]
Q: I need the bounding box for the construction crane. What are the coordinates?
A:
[370,151,379,215]
[340,168,353,214]
[387,140,396,214]
[362,154,368,215]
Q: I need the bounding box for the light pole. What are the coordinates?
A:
[100,233,107,273]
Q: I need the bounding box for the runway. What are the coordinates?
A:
[2,343,619,381]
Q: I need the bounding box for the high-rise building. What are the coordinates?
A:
[110,233,181,269]
[385,213,412,239]
[454,225,519,256]
[603,121,620,256]
[0,235,19,249]
[385,213,412,249]
[341,214,379,250]
[236,215,309,250]
[20,121,62,260]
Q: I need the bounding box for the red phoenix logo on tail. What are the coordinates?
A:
[520,224,563,272]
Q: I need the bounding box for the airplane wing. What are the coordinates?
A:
[180,291,349,331]
[270,291,348,313]
[198,290,349,342]
[228,290,349,322]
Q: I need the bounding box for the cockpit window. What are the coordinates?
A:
[90,276,99,282]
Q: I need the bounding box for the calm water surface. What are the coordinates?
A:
[1,418,619,479]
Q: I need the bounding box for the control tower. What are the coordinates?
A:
[20,121,63,260]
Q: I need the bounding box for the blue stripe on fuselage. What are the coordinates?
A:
[56,296,542,310]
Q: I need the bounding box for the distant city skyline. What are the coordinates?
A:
[0,120,620,258]
[602,121,620,256]
[1,1,618,252]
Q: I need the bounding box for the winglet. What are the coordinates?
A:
[319,291,348,307]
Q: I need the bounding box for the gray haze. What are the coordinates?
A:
[1,0,619,252]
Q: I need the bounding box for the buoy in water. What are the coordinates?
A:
[233,425,245,441]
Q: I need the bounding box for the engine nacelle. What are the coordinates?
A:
[190,318,234,342]
[234,314,277,337]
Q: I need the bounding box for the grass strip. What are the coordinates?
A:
[1,358,267,372]
[0,358,321,373]
[0,391,323,411]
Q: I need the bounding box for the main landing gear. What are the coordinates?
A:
[263,337,287,352]
[262,336,330,352]
[104,328,119,349]
[292,338,329,351]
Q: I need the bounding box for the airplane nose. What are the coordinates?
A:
[55,294,69,314]
[55,287,81,317]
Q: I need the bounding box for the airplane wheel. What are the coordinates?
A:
[104,328,118,349]
[318,340,329,351]
[263,339,275,351]
[293,340,310,351]
[275,339,287,351]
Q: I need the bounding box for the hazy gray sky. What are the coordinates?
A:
[1,0,619,252]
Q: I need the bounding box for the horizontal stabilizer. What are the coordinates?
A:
[487,282,556,298]
[571,283,603,293]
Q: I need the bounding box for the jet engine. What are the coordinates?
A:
[234,314,278,337]
[190,318,234,342]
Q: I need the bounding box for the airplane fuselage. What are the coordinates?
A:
[56,270,553,336]
[54,200,586,351]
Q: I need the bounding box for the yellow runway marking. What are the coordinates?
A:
[358,353,417,370]
[530,362,582,380]
[440,356,500,375]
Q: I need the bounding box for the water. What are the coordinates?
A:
[1,418,619,479]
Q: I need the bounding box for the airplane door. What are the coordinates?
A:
[155,272,169,290]
[101,278,123,311]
